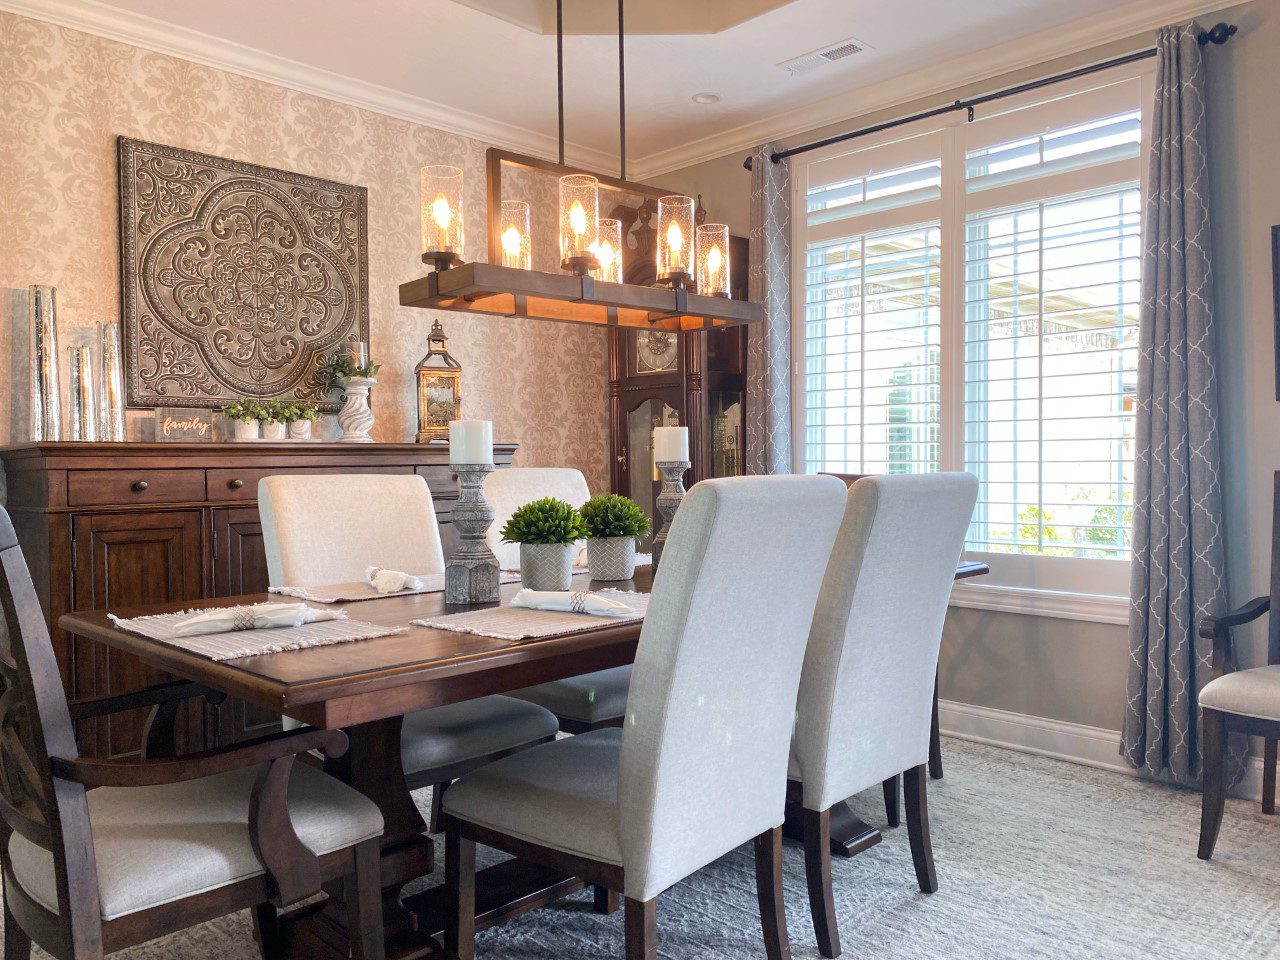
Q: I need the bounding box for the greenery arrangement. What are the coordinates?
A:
[275,400,323,424]
[579,494,649,540]
[500,498,588,545]
[321,352,381,386]
[222,399,265,423]
[259,400,286,424]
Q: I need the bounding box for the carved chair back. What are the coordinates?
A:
[0,506,103,952]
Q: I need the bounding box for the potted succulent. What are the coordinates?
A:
[322,352,381,443]
[282,400,322,440]
[580,494,649,581]
[259,400,287,440]
[500,497,588,591]
[222,399,263,441]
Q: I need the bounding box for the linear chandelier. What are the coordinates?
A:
[398,0,762,332]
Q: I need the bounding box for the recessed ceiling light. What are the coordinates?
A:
[692,92,721,105]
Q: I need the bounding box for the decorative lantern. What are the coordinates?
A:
[414,319,462,443]
[420,165,464,271]
[656,195,695,287]
[499,200,531,270]
[559,173,600,276]
[696,223,730,297]
[593,218,623,283]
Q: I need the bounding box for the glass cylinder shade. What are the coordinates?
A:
[420,165,464,256]
[499,200,531,270]
[593,218,623,283]
[696,223,730,296]
[558,174,599,265]
[657,195,695,281]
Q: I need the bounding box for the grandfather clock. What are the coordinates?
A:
[608,234,749,546]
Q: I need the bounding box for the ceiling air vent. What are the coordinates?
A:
[778,37,867,76]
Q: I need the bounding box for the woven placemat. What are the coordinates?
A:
[412,590,650,641]
[108,609,408,661]
[270,570,523,604]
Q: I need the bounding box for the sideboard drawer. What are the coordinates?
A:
[68,469,205,507]
[207,465,414,501]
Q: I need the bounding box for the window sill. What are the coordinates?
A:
[949,582,1129,626]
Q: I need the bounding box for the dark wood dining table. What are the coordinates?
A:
[59,560,989,958]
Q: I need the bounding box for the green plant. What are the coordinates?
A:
[321,352,381,386]
[222,399,264,423]
[259,400,286,424]
[500,497,587,545]
[579,494,649,539]
[295,400,322,423]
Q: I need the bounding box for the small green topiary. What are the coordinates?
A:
[500,497,587,545]
[222,399,264,423]
[579,494,649,540]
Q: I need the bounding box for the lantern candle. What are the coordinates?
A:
[696,223,730,297]
[656,195,695,286]
[653,425,689,463]
[593,218,623,283]
[499,200,531,270]
[559,173,600,275]
[420,164,464,270]
[449,418,493,465]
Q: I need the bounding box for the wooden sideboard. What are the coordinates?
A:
[0,441,516,758]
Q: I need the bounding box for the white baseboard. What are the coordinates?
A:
[938,698,1269,803]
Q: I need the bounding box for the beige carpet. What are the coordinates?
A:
[7,739,1279,959]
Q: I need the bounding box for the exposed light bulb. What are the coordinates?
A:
[706,244,723,277]
[666,221,683,256]
[569,200,587,237]
[432,194,452,230]
[501,224,522,260]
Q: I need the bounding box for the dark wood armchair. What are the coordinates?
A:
[1197,475,1280,858]
[0,506,386,960]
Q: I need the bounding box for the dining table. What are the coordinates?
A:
[59,560,989,958]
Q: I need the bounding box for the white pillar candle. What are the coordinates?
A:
[449,419,493,464]
[653,425,689,463]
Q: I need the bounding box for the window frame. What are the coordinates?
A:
[789,61,1155,621]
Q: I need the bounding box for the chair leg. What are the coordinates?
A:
[903,764,937,893]
[802,808,840,959]
[4,898,31,960]
[882,774,901,828]
[753,825,792,960]
[593,884,621,915]
[252,902,284,960]
[445,820,477,960]
[624,897,656,960]
[429,781,449,835]
[1263,738,1277,816]
[929,676,944,780]
[345,840,385,960]
[1198,707,1228,860]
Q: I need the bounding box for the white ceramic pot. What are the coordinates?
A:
[261,420,287,440]
[231,418,260,441]
[288,420,313,440]
[520,542,574,592]
[587,536,637,582]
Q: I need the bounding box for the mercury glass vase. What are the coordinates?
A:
[67,344,97,442]
[97,322,126,441]
[27,286,60,441]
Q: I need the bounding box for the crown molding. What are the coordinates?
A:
[0,0,619,172]
[630,0,1240,179]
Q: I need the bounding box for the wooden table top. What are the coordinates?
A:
[59,570,653,730]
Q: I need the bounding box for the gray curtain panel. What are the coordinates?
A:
[1122,21,1230,786]
[746,143,793,475]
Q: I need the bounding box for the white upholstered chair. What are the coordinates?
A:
[791,473,978,958]
[442,474,847,960]
[258,474,559,830]
[485,467,632,733]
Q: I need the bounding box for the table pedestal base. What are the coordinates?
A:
[782,798,883,858]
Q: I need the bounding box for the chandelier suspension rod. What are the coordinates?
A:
[556,0,565,164]
[618,0,626,180]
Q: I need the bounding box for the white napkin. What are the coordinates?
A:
[171,602,346,637]
[365,567,425,594]
[510,589,637,617]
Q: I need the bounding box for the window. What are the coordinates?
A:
[793,67,1151,610]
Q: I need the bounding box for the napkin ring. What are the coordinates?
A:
[570,592,589,614]
[231,607,257,631]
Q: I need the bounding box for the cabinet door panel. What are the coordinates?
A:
[210,507,282,746]
[72,510,203,758]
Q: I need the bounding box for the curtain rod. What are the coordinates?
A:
[743,21,1237,171]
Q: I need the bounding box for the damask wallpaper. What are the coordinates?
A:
[0,10,610,491]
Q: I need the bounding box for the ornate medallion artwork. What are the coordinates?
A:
[118,137,369,410]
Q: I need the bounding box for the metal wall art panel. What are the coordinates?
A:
[118,137,369,411]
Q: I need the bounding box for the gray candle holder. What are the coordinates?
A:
[651,460,690,571]
[445,462,501,604]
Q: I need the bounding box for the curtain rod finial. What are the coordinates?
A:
[743,155,753,172]
[1199,22,1237,46]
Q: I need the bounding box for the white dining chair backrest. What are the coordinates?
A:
[258,473,445,588]
[794,473,978,812]
[483,467,591,570]
[617,474,846,901]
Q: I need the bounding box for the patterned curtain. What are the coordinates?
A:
[1122,21,1230,786]
[746,143,793,475]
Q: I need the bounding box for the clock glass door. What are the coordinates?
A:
[626,398,680,549]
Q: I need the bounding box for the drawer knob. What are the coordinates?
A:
[228,479,245,490]
[131,480,149,493]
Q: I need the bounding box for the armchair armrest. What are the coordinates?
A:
[67,680,224,722]
[1198,595,1270,679]
[50,726,348,789]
